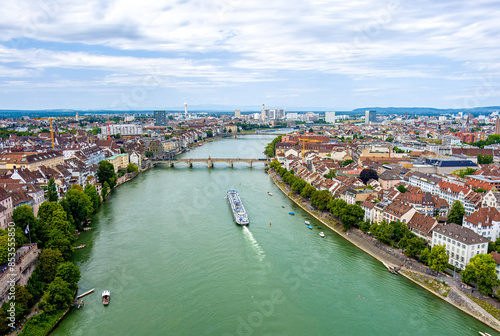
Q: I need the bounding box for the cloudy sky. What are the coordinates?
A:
[0,0,499,110]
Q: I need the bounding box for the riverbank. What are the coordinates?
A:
[268,168,500,333]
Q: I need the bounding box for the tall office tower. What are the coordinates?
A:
[325,111,336,123]
[365,110,376,124]
[184,103,188,116]
[153,110,167,126]
[235,110,241,118]
[261,104,266,120]
[496,118,500,135]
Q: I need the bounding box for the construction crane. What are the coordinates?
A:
[34,116,78,148]
[300,138,322,160]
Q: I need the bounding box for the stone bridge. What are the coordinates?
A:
[154,157,270,168]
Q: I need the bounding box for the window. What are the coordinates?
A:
[447,238,451,243]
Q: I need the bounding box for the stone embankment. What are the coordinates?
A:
[268,169,500,333]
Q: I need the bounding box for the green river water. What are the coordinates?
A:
[52,135,497,336]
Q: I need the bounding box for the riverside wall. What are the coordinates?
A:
[268,169,500,333]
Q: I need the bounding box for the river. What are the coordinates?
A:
[53,135,496,335]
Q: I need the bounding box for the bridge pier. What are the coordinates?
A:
[229,160,233,168]
[188,160,192,168]
[208,159,213,168]
[249,160,253,168]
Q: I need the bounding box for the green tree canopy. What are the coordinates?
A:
[428,245,449,272]
[370,221,394,244]
[55,262,81,291]
[47,178,58,202]
[448,200,465,225]
[39,249,64,283]
[127,163,139,173]
[97,161,117,189]
[39,277,74,313]
[84,183,101,213]
[310,190,332,211]
[300,183,316,199]
[13,205,39,242]
[324,170,337,179]
[461,254,498,295]
[452,167,477,178]
[397,185,407,193]
[339,204,364,231]
[60,185,93,230]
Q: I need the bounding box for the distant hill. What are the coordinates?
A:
[352,106,500,116]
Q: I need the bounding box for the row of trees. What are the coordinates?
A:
[264,136,283,158]
[0,161,118,332]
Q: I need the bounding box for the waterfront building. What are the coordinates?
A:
[154,110,168,126]
[462,207,500,241]
[491,251,500,279]
[407,212,438,243]
[432,223,488,270]
[105,153,130,173]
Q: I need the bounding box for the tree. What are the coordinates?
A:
[310,190,332,211]
[359,169,378,184]
[13,285,32,311]
[309,128,314,133]
[420,247,431,264]
[340,159,354,167]
[478,154,494,164]
[127,163,139,173]
[97,161,117,189]
[291,179,307,194]
[370,220,394,244]
[102,181,110,201]
[13,205,39,242]
[448,200,465,225]
[60,185,93,230]
[403,237,426,258]
[46,230,73,260]
[39,278,73,313]
[397,185,407,193]
[329,198,347,217]
[324,170,336,179]
[39,249,64,283]
[462,254,498,295]
[301,184,316,199]
[339,204,364,231]
[264,136,282,158]
[452,167,477,178]
[145,151,153,157]
[428,245,448,272]
[38,202,71,245]
[206,129,213,138]
[0,308,9,335]
[84,183,101,213]
[390,221,411,242]
[386,137,394,142]
[47,177,58,202]
[55,262,81,291]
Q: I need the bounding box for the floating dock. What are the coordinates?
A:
[73,244,86,250]
[77,288,94,299]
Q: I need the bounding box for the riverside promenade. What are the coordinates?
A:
[268,169,500,333]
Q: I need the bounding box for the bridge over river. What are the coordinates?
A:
[153,157,270,168]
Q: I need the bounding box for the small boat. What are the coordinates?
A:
[198,143,204,146]
[289,212,295,216]
[319,232,325,237]
[102,290,110,306]
[281,205,285,208]
[268,192,273,196]
[305,220,310,225]
[307,225,313,229]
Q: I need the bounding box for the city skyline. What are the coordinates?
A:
[0,1,499,110]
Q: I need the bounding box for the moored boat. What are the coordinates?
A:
[102,290,110,305]
[305,220,310,225]
[307,225,313,229]
[227,190,249,226]
[289,212,295,216]
[268,191,273,196]
[319,232,325,237]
